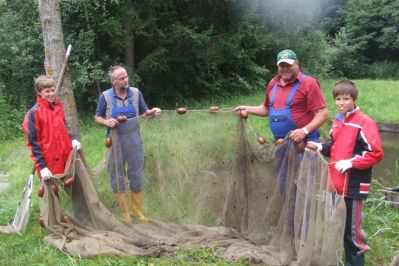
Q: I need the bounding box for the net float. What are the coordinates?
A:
[105,137,112,147]
[116,115,127,123]
[257,136,266,145]
[145,109,155,116]
[51,184,59,195]
[62,215,71,223]
[296,141,305,153]
[38,186,44,198]
[64,177,74,186]
[240,110,248,119]
[208,106,220,113]
[176,108,187,114]
[275,139,284,145]
[39,218,45,227]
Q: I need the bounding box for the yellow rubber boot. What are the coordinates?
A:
[130,192,149,222]
[115,193,132,222]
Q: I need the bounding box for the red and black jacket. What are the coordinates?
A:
[321,107,384,199]
[22,96,73,179]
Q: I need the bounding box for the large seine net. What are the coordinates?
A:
[3,110,347,265]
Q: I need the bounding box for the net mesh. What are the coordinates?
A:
[0,174,33,234]
[9,110,347,265]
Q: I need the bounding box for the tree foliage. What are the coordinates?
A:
[325,0,399,78]
[37,0,271,108]
[0,0,398,140]
[0,93,25,141]
[0,0,43,107]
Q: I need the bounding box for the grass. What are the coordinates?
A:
[364,196,399,265]
[1,79,398,265]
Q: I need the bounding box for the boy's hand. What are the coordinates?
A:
[305,141,322,152]
[72,139,82,150]
[40,167,52,180]
[335,160,352,173]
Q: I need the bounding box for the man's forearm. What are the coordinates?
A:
[94,115,106,126]
[305,107,329,133]
[237,105,269,117]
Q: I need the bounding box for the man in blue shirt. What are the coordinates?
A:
[95,65,161,222]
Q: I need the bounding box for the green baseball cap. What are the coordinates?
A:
[276,49,297,65]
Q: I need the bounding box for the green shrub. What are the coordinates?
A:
[324,28,363,78]
[362,61,399,79]
[0,94,25,141]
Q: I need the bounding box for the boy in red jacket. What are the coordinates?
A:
[22,75,81,180]
[306,80,384,266]
[22,75,91,225]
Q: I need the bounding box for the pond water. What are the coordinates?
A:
[374,132,399,187]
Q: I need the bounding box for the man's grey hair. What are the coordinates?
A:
[108,65,126,81]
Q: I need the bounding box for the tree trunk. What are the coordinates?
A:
[38,0,80,138]
[124,0,135,72]
[125,41,135,73]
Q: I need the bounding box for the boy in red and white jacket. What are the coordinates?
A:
[22,75,81,180]
[306,80,383,266]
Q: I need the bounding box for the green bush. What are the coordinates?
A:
[0,94,25,141]
[294,30,331,78]
[362,60,399,79]
[324,28,363,78]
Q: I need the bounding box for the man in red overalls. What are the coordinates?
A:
[235,49,329,143]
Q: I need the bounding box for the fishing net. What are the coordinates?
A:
[8,110,347,265]
[0,174,33,234]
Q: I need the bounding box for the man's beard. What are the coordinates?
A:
[280,71,298,83]
[120,84,129,90]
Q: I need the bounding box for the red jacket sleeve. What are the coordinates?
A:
[351,119,384,169]
[22,106,47,170]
